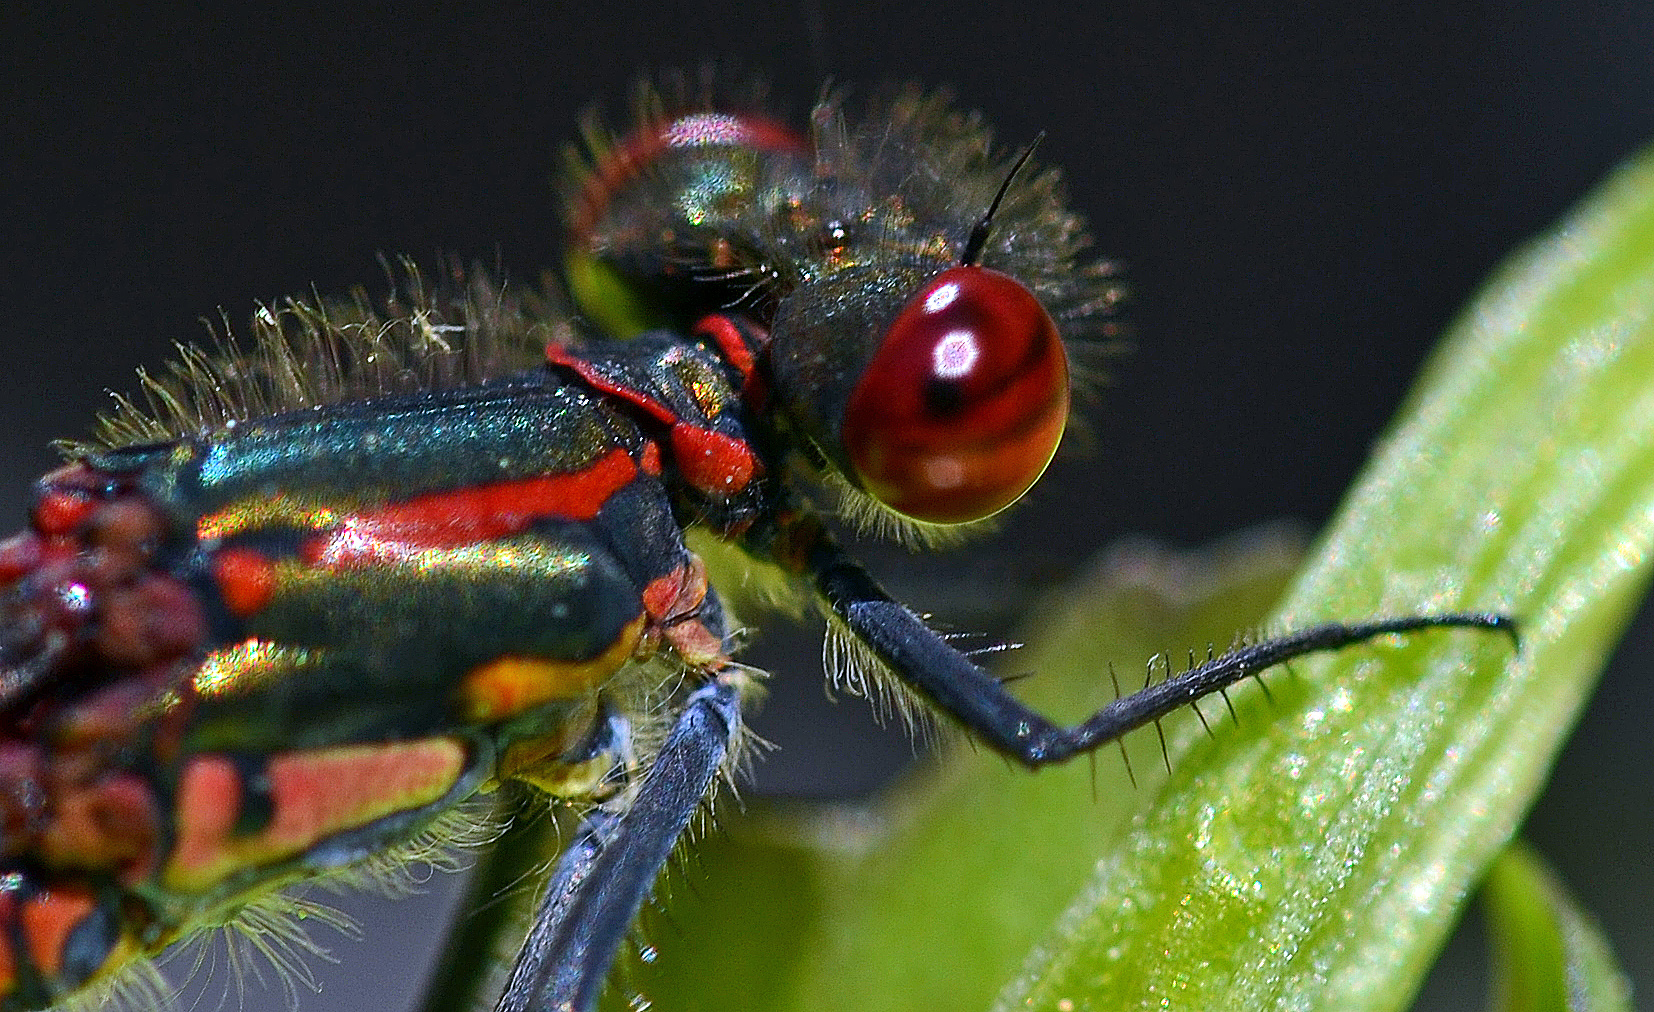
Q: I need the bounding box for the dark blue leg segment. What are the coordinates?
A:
[494,677,743,1012]
[805,532,1516,768]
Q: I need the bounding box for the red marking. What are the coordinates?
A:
[213,547,276,617]
[568,111,808,243]
[642,558,724,666]
[168,742,466,889]
[692,314,756,384]
[0,895,14,991]
[38,774,158,881]
[670,424,758,495]
[263,741,464,844]
[545,344,678,427]
[170,757,241,876]
[304,448,638,568]
[170,740,466,886]
[693,313,771,409]
[20,885,96,977]
[33,489,94,537]
[642,563,701,622]
[640,440,663,476]
[0,532,41,584]
[546,344,760,498]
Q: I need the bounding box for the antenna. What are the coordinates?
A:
[961,132,1045,267]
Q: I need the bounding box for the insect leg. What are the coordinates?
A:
[803,529,1514,768]
[494,675,743,1012]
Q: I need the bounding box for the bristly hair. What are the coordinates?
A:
[563,73,1125,351]
[558,75,1126,548]
[775,86,1128,547]
[61,259,559,457]
[823,611,942,747]
[784,84,1123,340]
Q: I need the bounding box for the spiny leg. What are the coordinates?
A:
[804,531,1515,769]
[494,676,743,1012]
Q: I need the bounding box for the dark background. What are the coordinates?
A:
[4,5,1652,1010]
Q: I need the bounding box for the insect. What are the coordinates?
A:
[0,77,1512,1012]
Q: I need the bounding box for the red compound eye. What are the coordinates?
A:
[842,267,1069,524]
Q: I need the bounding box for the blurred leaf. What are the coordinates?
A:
[1482,842,1630,1012]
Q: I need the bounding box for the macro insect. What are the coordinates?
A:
[0,78,1512,1012]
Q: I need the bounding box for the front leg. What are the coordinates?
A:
[494,676,744,1012]
[799,526,1514,768]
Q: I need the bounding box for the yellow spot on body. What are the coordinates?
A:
[193,638,315,697]
[457,614,646,722]
[198,497,341,540]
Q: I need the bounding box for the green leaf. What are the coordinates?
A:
[635,139,1654,1011]
[999,139,1654,1011]
[1482,841,1631,1012]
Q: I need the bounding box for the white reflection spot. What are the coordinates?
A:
[664,113,746,148]
[924,281,960,314]
[922,456,965,489]
[932,331,979,379]
[58,582,91,614]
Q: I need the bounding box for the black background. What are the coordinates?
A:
[4,5,1652,1010]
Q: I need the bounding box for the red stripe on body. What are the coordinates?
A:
[544,345,759,498]
[167,740,466,892]
[669,424,758,495]
[303,447,638,568]
[544,344,678,427]
[691,314,757,385]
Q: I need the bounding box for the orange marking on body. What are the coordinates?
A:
[212,547,276,616]
[0,895,15,990]
[458,615,646,722]
[670,424,758,495]
[642,557,725,666]
[168,757,241,882]
[303,448,637,568]
[20,885,96,977]
[38,773,159,880]
[165,740,466,892]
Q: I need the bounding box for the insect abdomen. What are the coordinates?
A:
[0,365,725,1007]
